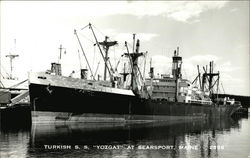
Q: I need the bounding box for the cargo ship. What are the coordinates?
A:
[28,23,240,123]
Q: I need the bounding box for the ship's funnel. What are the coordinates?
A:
[80,69,88,79]
[135,39,140,53]
[51,63,62,76]
[172,48,182,79]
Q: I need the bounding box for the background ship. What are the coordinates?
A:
[0,39,30,126]
[28,23,241,123]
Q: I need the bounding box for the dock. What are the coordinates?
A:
[0,88,31,128]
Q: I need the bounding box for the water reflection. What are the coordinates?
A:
[1,116,250,158]
[0,127,30,158]
[28,118,239,158]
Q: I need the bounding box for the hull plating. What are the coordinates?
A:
[29,82,239,123]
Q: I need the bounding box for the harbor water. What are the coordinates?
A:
[0,110,249,158]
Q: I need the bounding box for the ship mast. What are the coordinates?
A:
[201,61,220,100]
[75,23,118,82]
[74,29,95,80]
[124,35,146,93]
[5,39,19,80]
[192,65,202,89]
[88,23,115,82]
[58,44,66,64]
[98,36,118,81]
[5,54,19,80]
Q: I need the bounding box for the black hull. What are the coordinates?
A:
[29,83,239,123]
[29,83,134,114]
[0,103,31,128]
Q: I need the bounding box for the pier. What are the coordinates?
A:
[0,88,31,128]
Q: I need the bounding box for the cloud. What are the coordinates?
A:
[185,54,220,63]
[166,1,227,22]
[107,1,228,22]
[220,73,242,83]
[113,33,158,43]
[219,73,245,94]
[90,1,228,22]
[182,55,241,78]
[150,55,172,75]
[1,1,228,23]
[217,61,240,73]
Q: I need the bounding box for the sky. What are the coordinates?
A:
[0,1,249,96]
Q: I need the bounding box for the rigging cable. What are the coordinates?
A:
[81,24,91,31]
[92,24,106,38]
[79,32,95,44]
[74,29,95,80]
[221,82,225,94]
[1,66,11,79]
[89,23,113,79]
[91,24,121,75]
[94,62,100,78]
[92,44,96,73]
[77,49,83,69]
